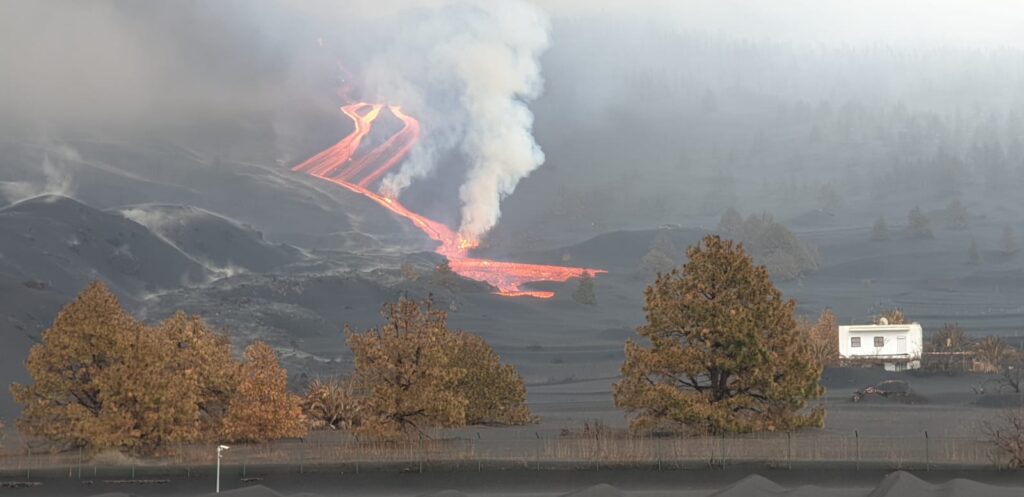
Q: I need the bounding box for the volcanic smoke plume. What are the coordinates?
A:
[369,0,551,243]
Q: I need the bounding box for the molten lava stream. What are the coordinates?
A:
[356,106,421,188]
[296,103,605,298]
[292,103,383,177]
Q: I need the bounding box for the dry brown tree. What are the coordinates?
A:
[449,332,532,426]
[302,378,363,431]
[804,309,839,367]
[614,235,824,434]
[983,410,1024,468]
[11,282,200,454]
[221,342,307,443]
[876,308,906,325]
[401,262,421,282]
[346,298,467,438]
[156,312,239,438]
[345,297,532,438]
[12,281,312,452]
[974,336,1013,375]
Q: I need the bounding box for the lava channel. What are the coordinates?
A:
[293,103,604,298]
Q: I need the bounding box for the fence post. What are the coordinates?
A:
[300,439,305,475]
[656,435,662,471]
[855,430,860,471]
[787,432,792,470]
[924,431,930,471]
[720,433,726,469]
[535,432,541,471]
[78,446,83,479]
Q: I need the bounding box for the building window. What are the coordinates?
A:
[851,337,861,348]
[874,336,885,347]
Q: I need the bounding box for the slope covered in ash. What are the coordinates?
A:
[0,139,428,255]
[0,195,210,296]
[119,204,304,273]
[0,195,211,417]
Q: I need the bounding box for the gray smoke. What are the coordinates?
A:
[370,0,551,241]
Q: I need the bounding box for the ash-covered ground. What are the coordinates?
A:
[2,132,1024,445]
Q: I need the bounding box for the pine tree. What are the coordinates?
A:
[614,235,824,434]
[871,216,889,241]
[968,238,982,265]
[641,228,679,275]
[1002,225,1020,255]
[945,199,969,230]
[221,342,307,443]
[717,207,744,237]
[572,271,597,305]
[908,206,933,239]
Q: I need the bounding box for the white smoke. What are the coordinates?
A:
[367,0,550,241]
[0,145,78,202]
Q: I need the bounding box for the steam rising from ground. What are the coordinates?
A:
[0,146,79,203]
[371,1,550,241]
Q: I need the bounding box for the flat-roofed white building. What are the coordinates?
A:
[838,320,923,371]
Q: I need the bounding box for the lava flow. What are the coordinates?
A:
[294,103,604,298]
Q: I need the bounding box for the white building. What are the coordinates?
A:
[838,320,923,371]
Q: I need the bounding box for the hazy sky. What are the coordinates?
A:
[1,0,1020,131]
[541,1,1024,49]
[305,0,1024,49]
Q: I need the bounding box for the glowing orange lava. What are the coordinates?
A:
[294,103,604,298]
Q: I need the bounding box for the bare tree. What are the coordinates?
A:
[997,350,1024,393]
[926,323,973,375]
[975,336,1013,374]
[983,410,1024,468]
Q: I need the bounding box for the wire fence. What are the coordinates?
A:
[0,430,1004,480]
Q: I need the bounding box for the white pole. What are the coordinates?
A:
[217,445,230,493]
